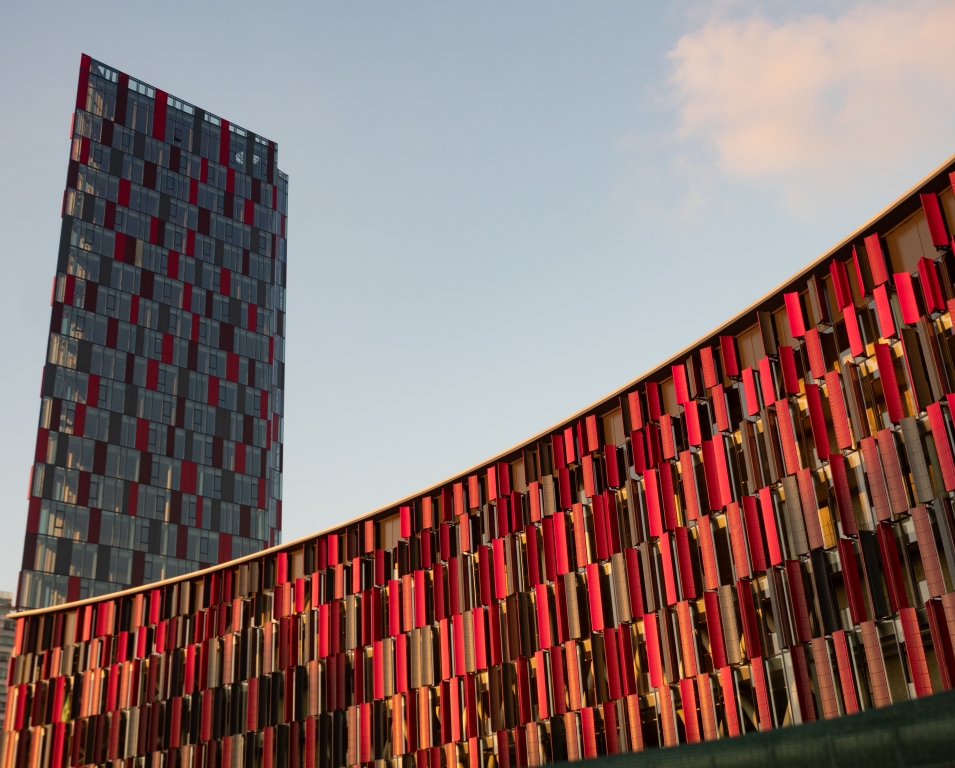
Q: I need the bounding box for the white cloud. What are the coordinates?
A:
[668,2,955,217]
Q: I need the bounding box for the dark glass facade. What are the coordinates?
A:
[18,55,288,609]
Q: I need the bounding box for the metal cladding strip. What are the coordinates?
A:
[810,637,840,720]
[831,630,860,715]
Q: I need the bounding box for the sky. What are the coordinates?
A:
[2,0,955,595]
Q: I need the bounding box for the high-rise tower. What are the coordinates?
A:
[18,55,288,608]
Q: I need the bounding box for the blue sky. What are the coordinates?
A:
[2,1,954,594]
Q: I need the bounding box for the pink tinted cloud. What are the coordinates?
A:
[668,2,955,215]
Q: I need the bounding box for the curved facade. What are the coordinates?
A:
[5,121,955,767]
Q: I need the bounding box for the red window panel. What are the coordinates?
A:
[805,383,831,461]
[701,439,723,513]
[525,526,541,588]
[696,672,718,741]
[558,467,572,510]
[719,335,740,378]
[810,636,839,720]
[585,414,600,453]
[674,600,698,678]
[645,381,662,421]
[631,429,647,474]
[900,607,933,697]
[660,414,676,460]
[926,600,955,691]
[831,630,860,713]
[741,496,766,573]
[749,658,772,731]
[785,559,813,643]
[758,487,782,567]
[644,468,664,536]
[679,451,700,521]
[467,474,481,510]
[581,454,596,498]
[789,644,817,722]
[679,678,701,743]
[713,434,734,507]
[542,517,558,581]
[414,570,428,628]
[76,54,92,108]
[873,284,897,339]
[658,533,678,606]
[894,272,922,325]
[554,513,571,576]
[603,700,620,754]
[741,367,759,417]
[724,502,750,581]
[684,400,702,447]
[627,391,644,430]
[778,345,800,394]
[564,426,577,465]
[927,403,955,491]
[660,462,679,530]
[758,357,777,406]
[911,505,944,598]
[859,620,891,707]
[711,384,730,432]
[674,526,697,600]
[920,193,949,246]
[864,232,889,286]
[876,428,909,516]
[180,461,197,495]
[672,364,690,405]
[646,424,662,469]
[804,329,826,379]
[837,538,866,626]
[783,292,806,338]
[535,584,552,649]
[642,611,665,689]
[492,538,508,600]
[144,357,159,390]
[617,625,637,696]
[624,547,645,618]
[498,461,512,496]
[918,257,945,313]
[586,564,605,631]
[604,444,620,488]
[775,399,801,475]
[244,198,255,226]
[795,468,824,550]
[830,258,853,309]
[824,372,854,450]
[592,494,610,561]
[860,437,890,524]
[828,454,856,535]
[877,522,909,612]
[571,503,589,568]
[700,345,719,388]
[135,418,149,452]
[718,666,741,737]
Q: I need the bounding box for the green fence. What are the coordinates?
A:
[579,691,955,768]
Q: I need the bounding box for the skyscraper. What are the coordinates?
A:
[18,55,288,609]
